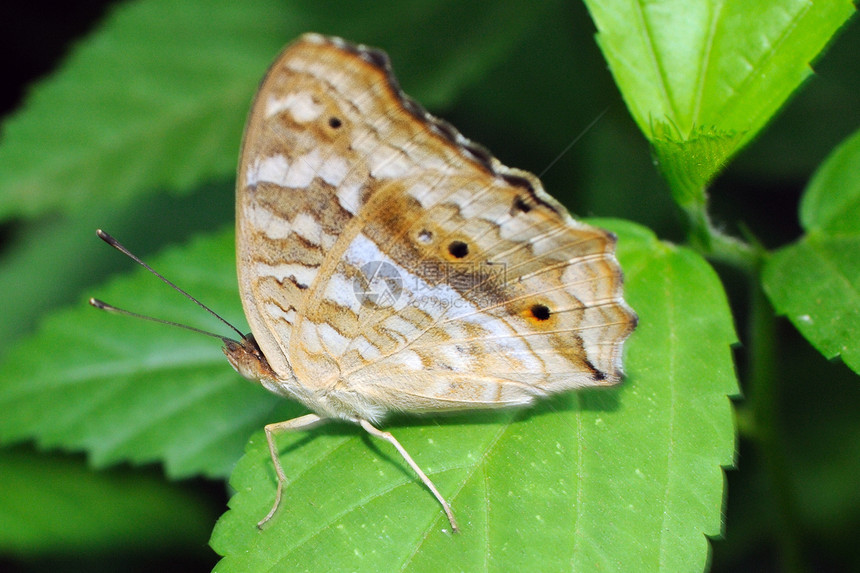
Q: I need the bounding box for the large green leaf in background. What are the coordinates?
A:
[211,221,738,572]
[0,0,283,220]
[763,127,860,375]
[583,0,855,206]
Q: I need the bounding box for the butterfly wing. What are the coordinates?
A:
[237,34,636,419]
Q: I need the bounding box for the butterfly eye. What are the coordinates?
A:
[447,240,469,259]
[529,303,551,321]
[328,116,342,128]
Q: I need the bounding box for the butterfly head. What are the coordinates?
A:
[223,334,277,383]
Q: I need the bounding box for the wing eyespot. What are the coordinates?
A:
[529,303,551,321]
[447,240,469,259]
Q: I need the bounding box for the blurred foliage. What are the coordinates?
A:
[0,0,858,571]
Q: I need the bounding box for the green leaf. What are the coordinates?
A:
[584,0,855,206]
[763,127,860,374]
[799,126,860,235]
[0,228,286,479]
[0,0,290,220]
[0,0,545,221]
[0,447,215,556]
[211,220,738,572]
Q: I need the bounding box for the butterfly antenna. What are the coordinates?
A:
[93,229,247,341]
[89,298,230,341]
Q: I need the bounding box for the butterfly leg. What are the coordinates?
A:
[258,413,326,529]
[359,419,459,533]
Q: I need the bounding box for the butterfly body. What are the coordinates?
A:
[227,33,637,531]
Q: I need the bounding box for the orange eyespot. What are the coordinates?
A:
[527,303,551,322]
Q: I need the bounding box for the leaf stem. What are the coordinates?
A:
[684,204,757,271]
[746,260,805,572]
